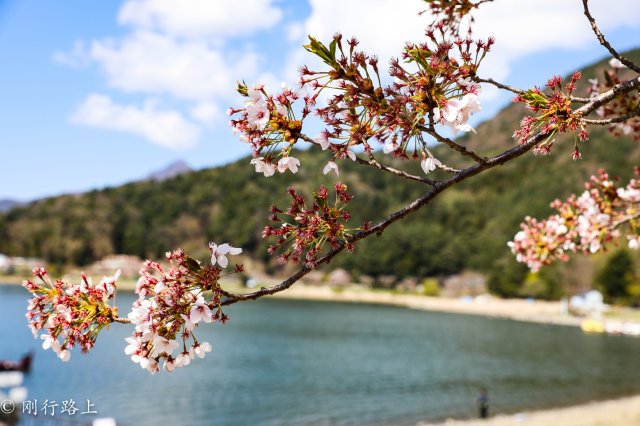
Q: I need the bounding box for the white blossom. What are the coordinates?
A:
[209,242,242,268]
[277,156,301,174]
[323,161,339,176]
[420,156,442,174]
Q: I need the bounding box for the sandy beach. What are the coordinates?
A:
[268,284,582,327]
[422,394,640,426]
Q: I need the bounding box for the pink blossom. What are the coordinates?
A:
[277,156,301,174]
[250,157,277,177]
[209,242,242,268]
[314,133,331,150]
[420,156,442,174]
[246,101,270,130]
[189,296,213,324]
[193,341,212,359]
[323,161,339,176]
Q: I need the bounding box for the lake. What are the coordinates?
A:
[1,284,640,425]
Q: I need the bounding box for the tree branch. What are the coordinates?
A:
[475,77,524,95]
[298,133,437,185]
[581,104,640,125]
[423,126,488,165]
[363,151,438,185]
[220,74,640,306]
[582,0,640,74]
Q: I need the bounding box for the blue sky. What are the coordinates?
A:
[1,0,639,201]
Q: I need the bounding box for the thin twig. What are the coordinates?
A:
[571,96,593,103]
[582,0,640,74]
[475,77,524,95]
[581,104,640,125]
[298,133,437,185]
[423,126,488,164]
[102,74,640,319]
[218,74,640,307]
[363,152,438,185]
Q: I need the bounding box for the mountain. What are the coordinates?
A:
[0,199,23,213]
[144,160,192,182]
[1,50,639,298]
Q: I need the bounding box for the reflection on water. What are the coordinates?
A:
[1,284,640,425]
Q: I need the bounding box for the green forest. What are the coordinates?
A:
[2,51,640,300]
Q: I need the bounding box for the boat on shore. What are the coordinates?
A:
[0,352,32,373]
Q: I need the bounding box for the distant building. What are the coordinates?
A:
[570,290,606,316]
[0,254,9,272]
[89,255,143,278]
[0,255,44,274]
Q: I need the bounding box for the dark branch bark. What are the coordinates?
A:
[475,77,524,95]
[298,133,437,185]
[582,0,640,74]
[581,104,640,125]
[101,74,640,322]
[424,126,488,165]
[216,74,640,307]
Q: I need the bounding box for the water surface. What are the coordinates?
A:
[1,285,639,425]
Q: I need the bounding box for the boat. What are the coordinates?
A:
[0,352,32,373]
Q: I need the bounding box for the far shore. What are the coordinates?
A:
[267,283,584,327]
[1,275,581,327]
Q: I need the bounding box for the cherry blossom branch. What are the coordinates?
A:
[581,103,640,125]
[221,130,549,306]
[570,96,594,103]
[475,77,524,95]
[221,75,640,306]
[298,133,437,185]
[578,75,640,114]
[423,125,488,164]
[363,152,439,185]
[582,0,640,74]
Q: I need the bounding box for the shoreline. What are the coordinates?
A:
[268,284,583,327]
[422,394,640,426]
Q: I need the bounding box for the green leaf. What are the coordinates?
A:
[185,256,202,273]
[236,81,249,97]
[303,36,335,67]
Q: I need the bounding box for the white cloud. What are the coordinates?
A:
[89,31,259,101]
[53,41,91,68]
[118,0,283,38]
[286,22,304,43]
[71,94,201,150]
[471,0,640,82]
[191,102,221,124]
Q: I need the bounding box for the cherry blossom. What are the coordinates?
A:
[250,157,277,177]
[314,132,331,150]
[277,156,301,174]
[209,242,242,268]
[420,156,442,174]
[510,169,640,271]
[323,161,339,176]
[23,267,122,361]
[193,341,212,359]
[189,296,213,324]
[434,93,482,135]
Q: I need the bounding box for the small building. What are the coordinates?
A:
[570,290,606,316]
[0,254,9,272]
